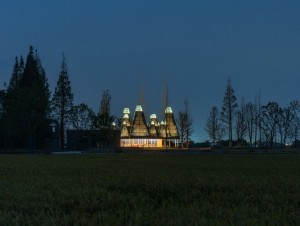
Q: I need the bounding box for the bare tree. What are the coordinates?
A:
[277,106,294,148]
[235,98,247,146]
[205,106,224,145]
[177,98,193,148]
[221,78,238,148]
[162,82,169,148]
[261,102,280,148]
[290,100,300,147]
[244,102,257,147]
[177,111,187,148]
[254,93,262,147]
[70,103,95,130]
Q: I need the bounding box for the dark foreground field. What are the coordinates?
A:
[0,154,299,225]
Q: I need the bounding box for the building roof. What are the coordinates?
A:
[166,107,179,138]
[123,108,130,114]
[120,121,130,137]
[130,105,149,137]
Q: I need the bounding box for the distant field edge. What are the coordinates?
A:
[1,147,300,155]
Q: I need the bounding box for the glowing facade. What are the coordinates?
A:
[120,105,179,148]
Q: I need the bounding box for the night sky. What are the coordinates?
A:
[1,1,300,141]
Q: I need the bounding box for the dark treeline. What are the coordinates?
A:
[0,46,118,152]
[205,78,300,149]
[3,46,298,151]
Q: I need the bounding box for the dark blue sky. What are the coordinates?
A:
[1,0,300,141]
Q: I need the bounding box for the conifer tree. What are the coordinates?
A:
[221,78,238,148]
[7,56,24,89]
[4,57,20,147]
[2,47,50,150]
[3,56,25,148]
[1,46,51,150]
[19,46,51,150]
[0,90,5,148]
[52,54,74,150]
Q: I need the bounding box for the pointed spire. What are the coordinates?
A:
[131,105,149,137]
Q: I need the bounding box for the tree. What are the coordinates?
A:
[4,46,51,150]
[221,78,238,148]
[52,54,74,150]
[244,102,257,147]
[0,90,5,148]
[161,81,171,148]
[100,89,111,116]
[94,90,114,129]
[22,47,51,150]
[235,98,247,146]
[70,103,94,130]
[261,102,280,148]
[93,90,116,147]
[177,98,193,148]
[254,93,262,147]
[277,106,294,148]
[2,57,24,148]
[205,106,224,145]
[6,56,24,94]
[289,100,300,147]
[177,111,187,148]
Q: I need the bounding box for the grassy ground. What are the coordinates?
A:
[0,154,299,225]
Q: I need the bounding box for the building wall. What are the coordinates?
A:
[66,129,120,150]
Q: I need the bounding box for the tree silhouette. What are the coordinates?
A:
[289,100,300,147]
[5,46,52,150]
[94,90,114,129]
[235,98,247,146]
[261,102,280,148]
[244,101,257,147]
[52,54,74,150]
[93,90,115,147]
[70,103,94,130]
[221,78,238,148]
[3,57,24,148]
[205,106,224,146]
[177,98,193,148]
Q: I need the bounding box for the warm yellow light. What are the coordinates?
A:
[165,107,173,113]
[150,114,157,119]
[135,105,143,112]
[123,108,130,114]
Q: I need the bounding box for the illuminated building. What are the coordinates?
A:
[120,105,179,148]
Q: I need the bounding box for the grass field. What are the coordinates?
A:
[0,154,299,225]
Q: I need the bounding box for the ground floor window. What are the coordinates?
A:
[148,139,157,145]
[121,139,131,146]
[120,138,165,147]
